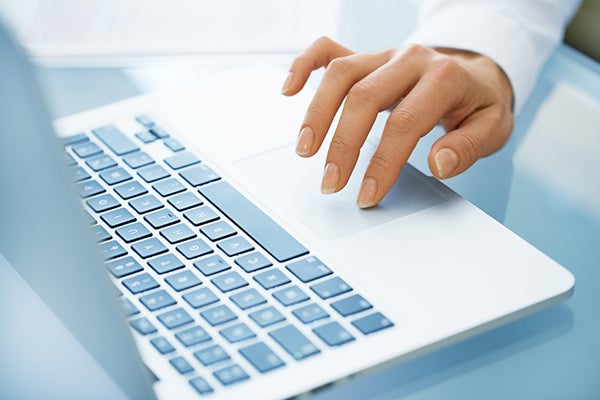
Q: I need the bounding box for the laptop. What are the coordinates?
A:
[0,20,575,400]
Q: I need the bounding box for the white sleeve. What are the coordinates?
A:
[405,0,581,113]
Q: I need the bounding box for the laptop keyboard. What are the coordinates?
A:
[62,115,394,396]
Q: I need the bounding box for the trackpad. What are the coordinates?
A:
[234,143,448,242]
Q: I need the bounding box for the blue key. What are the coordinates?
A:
[115,222,151,243]
[92,125,139,156]
[101,207,135,228]
[273,285,309,307]
[135,115,155,127]
[122,273,159,294]
[147,253,184,274]
[248,306,285,328]
[351,312,394,335]
[100,167,132,185]
[149,126,170,139]
[135,130,156,144]
[119,297,140,317]
[165,270,202,291]
[230,288,266,310]
[269,325,320,361]
[189,377,213,395]
[193,255,230,276]
[71,166,90,182]
[132,237,168,259]
[91,224,111,242]
[144,209,179,229]
[198,181,308,262]
[211,271,248,293]
[76,180,105,198]
[176,238,213,260]
[331,294,372,317]
[164,152,200,170]
[220,322,255,343]
[164,138,185,152]
[239,342,285,373]
[179,164,220,186]
[183,287,219,309]
[200,304,237,326]
[183,205,219,226]
[140,289,176,311]
[123,151,154,169]
[286,256,332,283]
[168,192,202,211]
[86,193,119,213]
[72,142,102,158]
[64,151,77,166]
[253,268,290,290]
[129,317,157,335]
[175,325,211,347]
[86,154,117,171]
[310,277,352,300]
[150,336,175,355]
[105,256,142,278]
[217,236,253,257]
[292,303,329,324]
[194,344,230,366]
[169,356,194,374]
[152,178,185,197]
[138,165,169,183]
[160,223,195,244]
[313,321,355,346]
[158,308,193,329]
[82,210,96,225]
[98,240,127,260]
[200,220,236,241]
[62,132,88,146]
[129,194,163,214]
[213,365,249,386]
[115,181,148,200]
[235,251,272,273]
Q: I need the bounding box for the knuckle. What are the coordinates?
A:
[326,57,353,76]
[347,80,379,106]
[456,132,483,162]
[369,151,397,172]
[304,101,326,120]
[329,135,356,157]
[387,106,422,135]
[314,36,333,47]
[402,43,427,58]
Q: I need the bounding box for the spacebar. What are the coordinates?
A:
[198,181,308,262]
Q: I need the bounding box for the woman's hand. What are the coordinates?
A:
[282,37,514,208]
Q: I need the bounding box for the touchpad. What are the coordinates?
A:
[233,143,449,242]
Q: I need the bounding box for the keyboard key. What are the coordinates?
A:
[114,181,148,200]
[135,130,156,144]
[100,207,136,228]
[91,224,112,242]
[164,152,200,170]
[199,181,308,262]
[129,194,163,214]
[235,251,272,273]
[144,208,179,229]
[253,268,290,290]
[164,138,185,152]
[248,306,285,328]
[194,344,230,366]
[217,235,253,257]
[189,377,213,396]
[273,285,310,307]
[169,356,194,374]
[213,365,249,386]
[176,238,213,260]
[331,294,372,317]
[152,178,186,197]
[99,167,132,186]
[168,191,202,211]
[63,151,77,166]
[92,125,139,156]
[220,322,256,343]
[239,342,285,374]
[119,297,140,317]
[132,237,168,259]
[176,325,211,347]
[98,240,127,260]
[183,205,219,226]
[269,325,320,361]
[86,154,117,172]
[351,312,394,335]
[130,317,157,335]
[71,166,91,182]
[313,321,355,346]
[150,336,175,355]
[83,210,96,225]
[148,253,184,274]
[105,256,142,278]
[86,193,119,213]
[211,271,248,293]
[292,303,329,324]
[200,220,236,241]
[149,126,170,139]
[123,151,154,169]
[72,142,102,158]
[180,164,220,186]
[200,304,237,326]
[140,289,176,311]
[122,273,159,294]
[115,222,151,243]
[286,256,332,283]
[158,308,193,329]
[76,180,105,198]
[183,287,219,309]
[230,288,266,310]
[135,115,155,127]
[62,132,88,146]
[160,223,196,244]
[165,270,202,291]
[193,255,230,276]
[138,164,169,183]
[310,277,352,300]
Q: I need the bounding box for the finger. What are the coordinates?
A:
[281,37,354,96]
[428,107,513,179]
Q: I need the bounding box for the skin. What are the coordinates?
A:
[281,37,514,208]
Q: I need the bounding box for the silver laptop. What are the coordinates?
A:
[0,21,575,400]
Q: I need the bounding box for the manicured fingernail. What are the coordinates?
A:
[295,126,314,156]
[281,71,294,95]
[435,148,459,178]
[357,177,378,208]
[321,162,340,194]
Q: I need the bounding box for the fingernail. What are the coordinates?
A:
[357,177,378,208]
[295,126,314,156]
[321,162,340,194]
[434,148,459,178]
[281,71,294,95]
